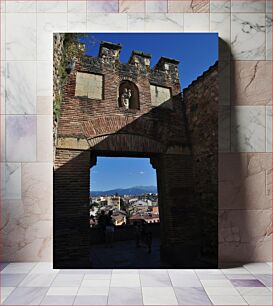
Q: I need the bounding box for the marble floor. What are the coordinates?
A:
[0,262,272,305]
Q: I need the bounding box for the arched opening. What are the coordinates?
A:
[89,156,161,268]
[118,80,139,110]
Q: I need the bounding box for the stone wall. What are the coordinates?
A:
[156,154,203,267]
[184,62,218,262]
[54,149,90,267]
[150,84,172,109]
[53,33,65,161]
[57,48,185,146]
[53,33,65,106]
[75,72,103,100]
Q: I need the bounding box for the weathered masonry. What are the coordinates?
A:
[54,41,218,268]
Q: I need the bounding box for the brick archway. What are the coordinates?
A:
[88,134,167,154]
[81,115,172,145]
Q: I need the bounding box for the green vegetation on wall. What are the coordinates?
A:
[53,34,86,122]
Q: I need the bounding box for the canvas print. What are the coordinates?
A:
[53,33,218,268]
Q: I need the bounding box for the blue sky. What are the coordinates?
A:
[91,157,157,191]
[84,33,218,191]
[81,33,218,89]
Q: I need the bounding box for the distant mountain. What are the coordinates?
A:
[91,186,157,197]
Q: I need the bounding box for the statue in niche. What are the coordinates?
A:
[118,80,139,110]
[121,88,131,109]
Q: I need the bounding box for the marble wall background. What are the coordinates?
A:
[0,0,272,263]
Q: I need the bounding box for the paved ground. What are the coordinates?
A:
[0,262,272,305]
[90,238,164,268]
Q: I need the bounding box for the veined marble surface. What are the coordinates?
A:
[37,13,67,61]
[231,106,266,152]
[184,13,209,32]
[210,0,231,13]
[6,1,37,13]
[210,13,231,60]
[168,0,209,13]
[37,62,53,97]
[0,262,272,305]
[266,106,272,152]
[219,152,272,262]
[6,115,36,162]
[68,1,87,13]
[0,0,272,263]
[146,0,167,13]
[3,163,21,200]
[210,13,231,46]
[231,0,266,13]
[219,209,272,262]
[219,153,272,210]
[0,115,5,161]
[6,13,36,60]
[0,0,6,13]
[144,13,184,32]
[86,13,127,32]
[68,13,87,32]
[267,0,272,12]
[87,0,118,13]
[231,61,272,105]
[1,62,6,114]
[1,12,6,61]
[266,13,272,60]
[36,96,52,116]
[128,13,145,32]
[119,0,145,13]
[37,1,68,13]
[231,13,266,60]
[6,61,36,115]
[37,115,53,162]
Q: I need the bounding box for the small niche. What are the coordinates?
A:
[118,80,140,110]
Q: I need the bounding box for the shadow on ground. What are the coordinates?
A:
[90,238,170,268]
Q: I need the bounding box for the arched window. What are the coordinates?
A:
[118,80,139,110]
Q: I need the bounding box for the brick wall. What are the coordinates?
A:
[58,53,185,146]
[54,149,90,267]
[184,62,218,262]
[156,154,204,267]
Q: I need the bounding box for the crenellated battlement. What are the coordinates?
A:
[80,41,180,85]
[58,40,186,149]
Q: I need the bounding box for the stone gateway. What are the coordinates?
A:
[54,41,218,268]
